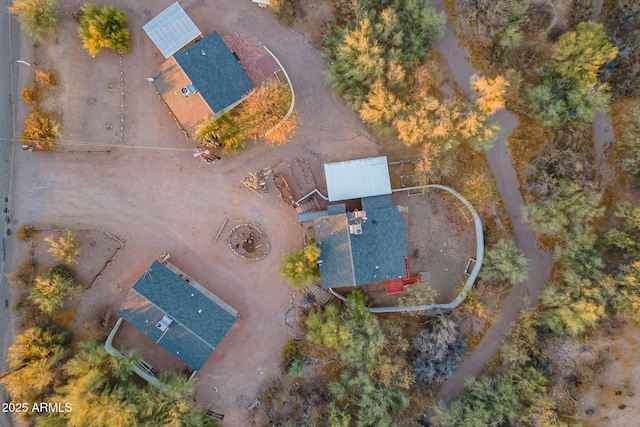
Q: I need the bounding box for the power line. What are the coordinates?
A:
[0,136,194,152]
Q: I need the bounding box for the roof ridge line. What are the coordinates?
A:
[131,288,216,351]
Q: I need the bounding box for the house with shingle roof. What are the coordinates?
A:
[116,260,237,371]
[306,157,412,292]
[150,32,255,136]
[144,3,280,137]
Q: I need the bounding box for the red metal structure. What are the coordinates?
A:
[384,258,421,295]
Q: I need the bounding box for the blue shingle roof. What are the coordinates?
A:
[173,32,254,114]
[349,207,408,285]
[118,261,236,370]
[314,206,408,288]
[315,214,356,288]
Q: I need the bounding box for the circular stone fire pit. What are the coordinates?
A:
[227,223,270,260]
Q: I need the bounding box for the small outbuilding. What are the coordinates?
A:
[142,2,202,59]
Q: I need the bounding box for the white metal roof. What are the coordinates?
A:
[143,2,202,59]
[324,156,392,202]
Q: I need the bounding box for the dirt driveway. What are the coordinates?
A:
[8,0,380,425]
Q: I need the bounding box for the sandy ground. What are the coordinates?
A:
[5,1,382,426]
[403,189,476,302]
[579,322,640,427]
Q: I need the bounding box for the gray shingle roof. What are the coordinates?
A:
[118,261,236,370]
[314,214,356,288]
[174,32,255,115]
[349,207,408,285]
[314,206,408,288]
[143,2,202,59]
[361,194,393,211]
[327,203,346,215]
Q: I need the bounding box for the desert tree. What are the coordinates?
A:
[8,0,58,41]
[460,111,501,151]
[21,109,62,151]
[327,402,351,427]
[398,281,437,315]
[16,224,36,242]
[437,309,557,426]
[605,200,640,258]
[617,106,640,175]
[305,290,410,426]
[45,229,80,264]
[524,142,594,198]
[608,261,640,322]
[551,22,618,83]
[1,325,69,402]
[359,79,405,133]
[305,305,351,350]
[471,74,509,116]
[480,239,529,285]
[135,372,217,427]
[29,264,80,315]
[500,310,542,367]
[375,319,415,389]
[571,0,594,26]
[526,22,617,127]
[287,358,307,378]
[41,340,139,427]
[324,0,445,111]
[451,0,528,60]
[601,0,640,97]
[540,269,607,338]
[77,3,130,57]
[195,113,245,155]
[411,313,467,384]
[435,375,521,427]
[414,140,456,185]
[21,83,43,107]
[235,78,296,144]
[35,67,58,87]
[42,340,218,427]
[461,170,500,217]
[521,181,603,241]
[279,244,320,290]
[330,370,408,427]
[553,224,604,277]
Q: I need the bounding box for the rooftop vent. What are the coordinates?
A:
[352,210,367,221]
[156,315,173,332]
[349,223,363,235]
[181,84,198,98]
[348,210,367,233]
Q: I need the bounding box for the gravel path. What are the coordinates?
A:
[431,0,554,400]
[591,1,615,184]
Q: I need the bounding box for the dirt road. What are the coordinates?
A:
[430,0,554,400]
[0,0,24,424]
